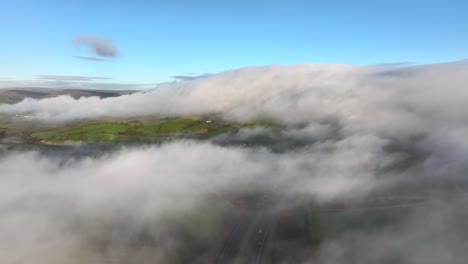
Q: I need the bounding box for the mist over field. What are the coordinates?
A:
[1,61,468,263]
[2,61,468,126]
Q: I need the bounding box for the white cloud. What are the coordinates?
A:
[0,140,385,263]
[2,61,468,263]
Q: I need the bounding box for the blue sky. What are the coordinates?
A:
[1,0,467,88]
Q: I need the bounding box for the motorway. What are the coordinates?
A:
[217,196,277,264]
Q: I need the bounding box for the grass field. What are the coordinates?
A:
[0,98,15,104]
[268,202,415,263]
[306,206,411,244]
[0,114,277,145]
[26,118,239,143]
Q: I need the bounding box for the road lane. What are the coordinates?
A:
[217,196,278,264]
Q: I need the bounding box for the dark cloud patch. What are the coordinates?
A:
[172,74,212,81]
[371,67,421,78]
[73,34,119,58]
[74,56,110,62]
[37,75,112,81]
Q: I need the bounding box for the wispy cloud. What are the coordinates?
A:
[36,75,112,81]
[73,34,119,58]
[73,56,110,62]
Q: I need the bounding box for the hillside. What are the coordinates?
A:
[0,88,137,104]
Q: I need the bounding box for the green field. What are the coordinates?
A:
[306,206,411,245]
[268,202,415,263]
[0,97,15,104]
[26,118,238,143]
[0,114,278,145]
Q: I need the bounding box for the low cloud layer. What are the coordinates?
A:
[2,61,467,126]
[3,62,468,184]
[1,137,467,263]
[0,141,382,263]
[73,34,120,58]
[2,60,468,263]
[3,62,468,191]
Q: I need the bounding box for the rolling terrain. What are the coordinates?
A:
[0,114,273,145]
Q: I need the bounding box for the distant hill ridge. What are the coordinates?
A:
[0,88,137,104]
